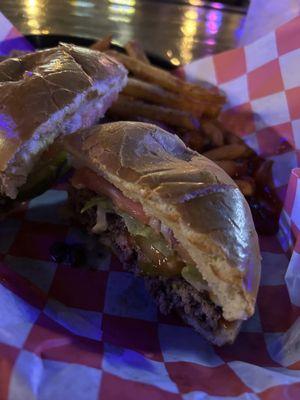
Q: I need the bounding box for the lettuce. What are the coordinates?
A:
[81,196,113,214]
[181,265,208,292]
[118,211,152,237]
[118,211,172,257]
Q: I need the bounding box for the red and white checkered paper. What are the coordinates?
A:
[0,11,300,400]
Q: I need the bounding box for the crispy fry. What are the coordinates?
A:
[123,78,205,117]
[207,120,244,145]
[224,129,244,145]
[108,95,199,131]
[254,160,274,187]
[203,144,251,161]
[235,179,256,197]
[106,50,225,116]
[125,40,150,64]
[179,130,205,152]
[201,119,224,147]
[216,159,250,177]
[90,35,113,52]
[176,127,209,150]
[215,160,239,177]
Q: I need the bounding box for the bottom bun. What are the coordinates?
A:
[180,312,242,346]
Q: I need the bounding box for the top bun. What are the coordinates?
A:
[65,121,261,322]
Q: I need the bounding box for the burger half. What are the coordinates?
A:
[65,121,261,346]
[0,43,127,213]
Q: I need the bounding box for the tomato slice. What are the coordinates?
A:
[71,167,149,224]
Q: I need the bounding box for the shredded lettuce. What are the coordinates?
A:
[118,211,172,257]
[118,211,152,237]
[81,196,113,214]
[181,265,208,292]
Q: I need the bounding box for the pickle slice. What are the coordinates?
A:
[17,151,70,202]
[135,235,184,278]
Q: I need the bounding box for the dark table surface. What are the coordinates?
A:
[1,0,246,65]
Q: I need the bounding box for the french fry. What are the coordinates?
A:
[224,129,244,145]
[123,78,205,117]
[201,119,224,147]
[176,127,209,150]
[254,160,274,187]
[179,130,205,152]
[108,95,200,131]
[235,179,256,197]
[203,144,251,161]
[125,40,150,64]
[90,35,113,52]
[215,160,239,177]
[106,50,225,116]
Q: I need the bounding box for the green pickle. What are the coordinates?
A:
[116,211,185,278]
[139,261,160,277]
[17,151,70,202]
[135,235,184,278]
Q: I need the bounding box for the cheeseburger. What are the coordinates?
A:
[65,121,261,345]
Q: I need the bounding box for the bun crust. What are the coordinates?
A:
[0,44,127,198]
[65,121,261,322]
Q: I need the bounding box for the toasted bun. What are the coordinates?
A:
[64,121,261,323]
[0,43,127,199]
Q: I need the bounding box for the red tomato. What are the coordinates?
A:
[71,167,149,224]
